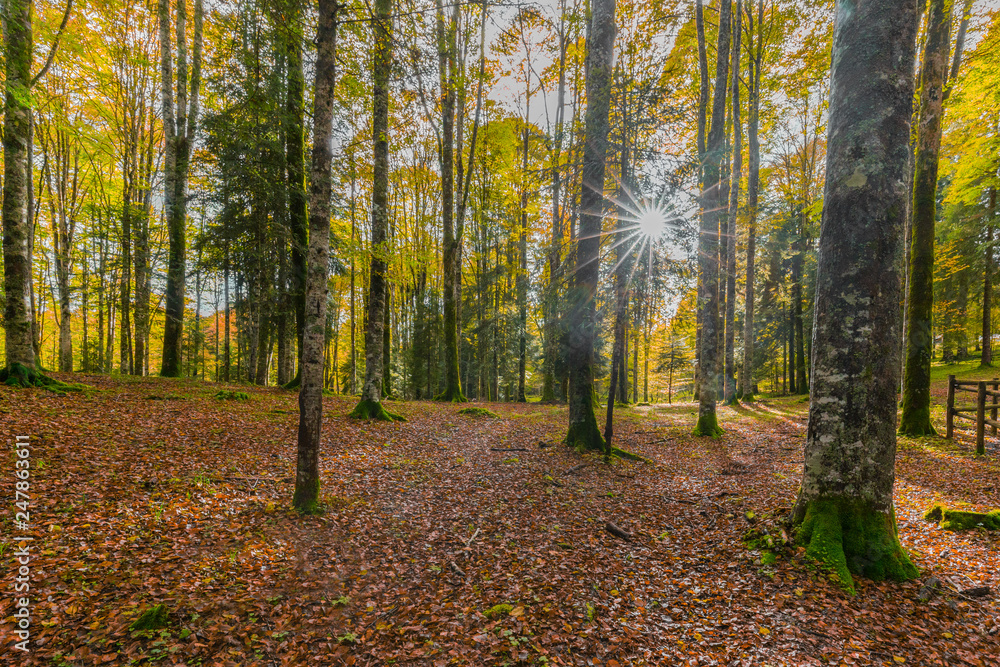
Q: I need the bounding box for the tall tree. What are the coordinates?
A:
[159,0,203,377]
[350,0,401,420]
[983,188,995,367]
[285,0,308,386]
[792,0,919,593]
[293,0,338,514]
[565,0,616,452]
[694,0,730,437]
[724,0,742,404]
[2,0,37,376]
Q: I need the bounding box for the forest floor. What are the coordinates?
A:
[2,362,1000,666]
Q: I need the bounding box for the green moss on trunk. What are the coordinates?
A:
[565,416,605,452]
[692,411,723,437]
[795,497,917,594]
[0,363,85,392]
[292,478,322,515]
[348,398,405,421]
[435,385,467,403]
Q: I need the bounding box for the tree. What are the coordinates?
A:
[293,0,339,513]
[724,0,742,404]
[693,0,730,437]
[350,0,401,420]
[2,0,37,377]
[900,0,951,436]
[159,0,203,378]
[791,0,919,593]
[565,0,616,452]
[285,0,308,386]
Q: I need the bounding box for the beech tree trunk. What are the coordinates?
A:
[350,0,398,420]
[984,188,995,367]
[725,1,741,404]
[566,0,615,452]
[159,0,203,377]
[694,0,730,437]
[286,0,308,383]
[2,0,36,371]
[741,0,764,400]
[791,0,919,593]
[293,0,338,513]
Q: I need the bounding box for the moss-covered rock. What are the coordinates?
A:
[795,497,917,595]
[939,509,1000,531]
[458,407,500,418]
[924,504,944,522]
[484,603,513,619]
[130,604,169,631]
[214,390,250,401]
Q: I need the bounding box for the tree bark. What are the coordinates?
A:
[725,0,742,404]
[791,0,919,593]
[694,0,730,437]
[900,0,950,435]
[983,188,995,367]
[294,0,338,513]
[566,0,616,452]
[2,0,36,371]
[286,0,308,383]
[350,0,399,420]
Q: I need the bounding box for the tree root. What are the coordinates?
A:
[348,398,406,422]
[0,363,86,393]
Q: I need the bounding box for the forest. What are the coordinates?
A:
[2,0,1000,664]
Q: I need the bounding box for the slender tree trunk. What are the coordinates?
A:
[725,0,741,403]
[517,92,530,403]
[286,0,308,383]
[741,0,763,400]
[983,188,995,367]
[566,0,616,452]
[693,0,709,401]
[791,0,919,593]
[900,0,951,435]
[350,0,398,420]
[694,0,731,437]
[293,0,338,513]
[2,0,36,372]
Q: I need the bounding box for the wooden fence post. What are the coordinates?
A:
[977,381,987,456]
[946,375,955,439]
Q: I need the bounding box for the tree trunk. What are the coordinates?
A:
[725,0,741,403]
[350,0,398,421]
[984,188,995,367]
[286,0,308,383]
[293,0,339,513]
[741,0,764,401]
[3,0,36,371]
[160,0,203,377]
[566,0,616,452]
[900,0,950,435]
[694,0,730,437]
[791,0,919,594]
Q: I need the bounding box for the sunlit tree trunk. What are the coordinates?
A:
[694,0,730,437]
[293,0,339,513]
[791,0,919,594]
[983,188,995,367]
[693,0,709,402]
[725,0,741,404]
[566,0,615,452]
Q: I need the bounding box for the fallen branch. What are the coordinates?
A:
[663,496,697,505]
[464,528,480,549]
[605,521,633,541]
[491,447,528,452]
[565,463,589,476]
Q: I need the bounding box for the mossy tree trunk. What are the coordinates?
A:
[983,188,994,367]
[2,0,36,372]
[294,0,338,514]
[900,0,951,435]
[791,0,919,594]
[694,0,730,437]
[350,0,397,421]
[566,0,615,452]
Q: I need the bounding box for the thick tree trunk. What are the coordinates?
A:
[791,0,919,594]
[3,0,36,371]
[566,0,615,452]
[694,0,730,437]
[900,0,950,435]
[350,0,399,421]
[293,0,338,513]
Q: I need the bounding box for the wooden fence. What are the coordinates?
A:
[946,375,1000,455]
